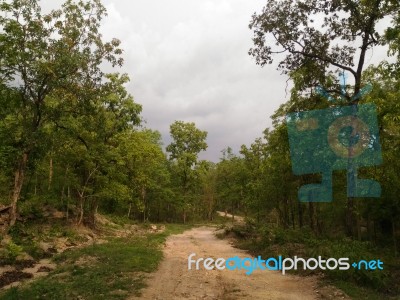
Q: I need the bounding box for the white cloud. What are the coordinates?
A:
[98,0,288,161]
[42,0,392,161]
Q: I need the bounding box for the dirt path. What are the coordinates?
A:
[216,211,244,223]
[131,226,346,300]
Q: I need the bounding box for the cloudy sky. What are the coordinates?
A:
[45,0,391,162]
[96,0,288,162]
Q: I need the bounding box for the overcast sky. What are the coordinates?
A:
[45,0,391,162]
[97,0,289,162]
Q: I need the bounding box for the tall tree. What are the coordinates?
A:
[216,148,246,220]
[249,0,399,236]
[0,0,123,227]
[166,121,207,223]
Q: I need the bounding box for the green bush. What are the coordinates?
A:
[19,196,44,219]
[232,223,393,292]
[312,239,389,290]
[0,240,23,264]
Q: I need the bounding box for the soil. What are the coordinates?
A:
[0,271,33,289]
[216,211,245,223]
[0,258,56,289]
[131,226,350,300]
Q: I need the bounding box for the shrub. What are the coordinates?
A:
[0,240,23,264]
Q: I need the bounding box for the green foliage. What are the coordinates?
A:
[0,224,190,299]
[215,148,246,216]
[0,240,23,264]
[0,1,398,298]
[18,196,44,219]
[249,0,399,96]
[231,224,394,293]
[166,121,208,222]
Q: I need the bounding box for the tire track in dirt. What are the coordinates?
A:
[130,226,332,300]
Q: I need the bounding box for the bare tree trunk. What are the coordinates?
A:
[48,157,53,190]
[90,198,98,227]
[9,152,29,227]
[128,202,132,218]
[290,199,295,229]
[392,216,398,257]
[309,202,315,232]
[66,186,70,221]
[60,166,69,206]
[357,214,362,241]
[208,194,213,221]
[182,188,187,224]
[34,173,37,196]
[346,198,354,237]
[77,195,84,225]
[76,167,97,226]
[298,201,303,228]
[366,214,371,241]
[316,203,322,235]
[283,198,289,228]
[60,185,65,205]
[141,186,146,222]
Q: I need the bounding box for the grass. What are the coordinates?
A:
[333,279,390,300]
[6,220,84,261]
[223,223,400,299]
[0,223,191,300]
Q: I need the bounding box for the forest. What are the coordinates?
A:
[0,0,399,298]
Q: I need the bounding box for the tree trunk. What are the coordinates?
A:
[128,202,132,219]
[141,186,146,222]
[316,203,322,235]
[309,202,315,232]
[231,200,234,221]
[60,166,69,206]
[298,201,303,228]
[66,186,70,221]
[208,194,213,221]
[392,215,398,257]
[366,214,371,241]
[346,197,354,237]
[77,195,84,225]
[290,199,295,229]
[357,214,362,241]
[9,152,29,227]
[34,174,38,196]
[48,157,53,190]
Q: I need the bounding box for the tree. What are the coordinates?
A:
[249,0,399,237]
[385,7,400,62]
[193,160,217,221]
[215,148,246,220]
[166,121,207,223]
[0,0,124,228]
[249,0,399,97]
[118,129,169,222]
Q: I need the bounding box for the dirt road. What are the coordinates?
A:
[131,226,342,300]
[216,211,244,223]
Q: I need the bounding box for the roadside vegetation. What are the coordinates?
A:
[0,222,190,299]
[0,0,399,299]
[218,221,400,299]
